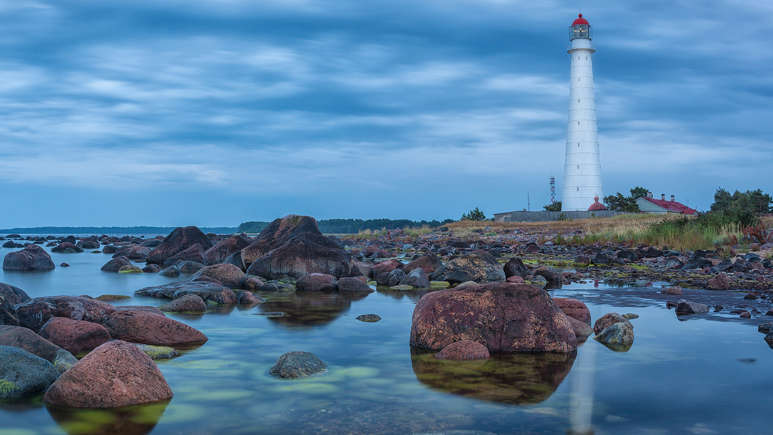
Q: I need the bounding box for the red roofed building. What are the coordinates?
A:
[636,192,696,215]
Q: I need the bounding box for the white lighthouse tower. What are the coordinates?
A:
[562,13,603,211]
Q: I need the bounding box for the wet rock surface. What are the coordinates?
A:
[269,351,327,378]
[434,340,490,360]
[39,317,111,355]
[103,309,208,347]
[0,345,59,401]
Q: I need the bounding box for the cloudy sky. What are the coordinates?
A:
[0,0,771,227]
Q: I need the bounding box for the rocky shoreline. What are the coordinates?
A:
[1,214,772,411]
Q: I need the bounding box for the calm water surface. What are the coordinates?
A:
[1,243,772,434]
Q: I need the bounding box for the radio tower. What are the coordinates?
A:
[549,176,557,204]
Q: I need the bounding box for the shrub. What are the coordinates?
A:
[460,207,487,221]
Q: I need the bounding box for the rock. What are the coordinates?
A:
[136,280,237,305]
[103,310,208,347]
[237,291,262,305]
[135,343,179,360]
[524,242,540,254]
[766,333,773,349]
[430,250,506,284]
[404,254,442,275]
[593,313,628,335]
[553,298,591,325]
[503,257,529,278]
[147,226,213,265]
[44,340,173,408]
[192,263,246,288]
[177,260,205,274]
[434,340,490,360]
[2,241,23,248]
[676,300,710,316]
[662,286,682,295]
[401,268,430,289]
[740,311,751,319]
[574,255,591,267]
[269,351,327,379]
[15,296,116,332]
[143,264,161,273]
[390,284,414,291]
[386,268,407,286]
[160,265,180,277]
[60,262,70,267]
[39,317,111,355]
[622,313,639,320]
[76,240,100,250]
[296,273,337,292]
[0,325,77,373]
[758,322,773,334]
[118,265,143,274]
[242,215,359,279]
[102,245,117,254]
[203,234,252,265]
[356,314,381,322]
[0,283,30,325]
[337,277,374,293]
[0,345,59,401]
[95,294,130,302]
[51,242,83,253]
[372,260,402,285]
[121,245,152,261]
[3,244,55,271]
[410,282,576,353]
[567,317,593,342]
[595,321,634,351]
[707,273,733,290]
[159,294,207,313]
[744,292,759,300]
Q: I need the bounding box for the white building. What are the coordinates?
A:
[562,14,603,212]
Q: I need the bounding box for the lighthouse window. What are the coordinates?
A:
[577,121,580,126]
[576,187,580,192]
[576,165,580,169]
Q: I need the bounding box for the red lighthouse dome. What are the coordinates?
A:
[572,13,589,26]
[588,196,607,211]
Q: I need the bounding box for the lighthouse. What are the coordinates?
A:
[562,13,603,211]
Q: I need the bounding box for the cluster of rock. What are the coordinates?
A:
[0,282,205,406]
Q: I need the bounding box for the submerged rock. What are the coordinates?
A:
[595,321,634,351]
[39,317,111,355]
[410,282,576,353]
[434,340,490,360]
[103,309,208,347]
[44,340,173,408]
[356,314,381,322]
[269,351,327,379]
[0,345,59,401]
[676,300,710,316]
[2,244,55,271]
[337,277,373,293]
[135,343,179,360]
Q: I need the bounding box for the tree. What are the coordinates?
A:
[708,188,772,227]
[603,186,647,212]
[461,207,487,221]
[543,202,562,211]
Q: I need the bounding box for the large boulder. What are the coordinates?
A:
[0,283,30,325]
[241,215,359,279]
[553,298,591,325]
[160,294,207,313]
[103,310,208,347]
[44,340,173,408]
[51,242,83,253]
[15,296,116,332]
[3,244,55,271]
[0,325,77,373]
[203,234,252,265]
[192,263,246,288]
[0,345,59,401]
[404,254,442,275]
[39,317,112,355]
[401,268,430,289]
[146,226,213,266]
[101,256,133,273]
[372,259,403,285]
[410,282,577,353]
[136,280,237,305]
[430,250,506,284]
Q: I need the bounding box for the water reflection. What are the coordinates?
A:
[411,351,576,405]
[47,400,169,435]
[257,291,370,328]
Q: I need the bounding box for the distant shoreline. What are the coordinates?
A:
[0,226,237,235]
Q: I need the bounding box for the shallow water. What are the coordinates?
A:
[1,243,772,434]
